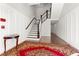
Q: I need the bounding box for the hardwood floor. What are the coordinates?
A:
[0,41,78,56]
[51,33,79,53]
[0,33,78,56]
[51,33,68,45]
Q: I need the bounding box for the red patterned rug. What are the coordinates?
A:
[18,46,65,56]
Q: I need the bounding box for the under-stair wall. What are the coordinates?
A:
[40,19,51,43]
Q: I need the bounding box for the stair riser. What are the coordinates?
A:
[27,24,39,38]
[29,34,38,36]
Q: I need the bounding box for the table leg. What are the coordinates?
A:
[16,37,18,55]
[4,39,6,56]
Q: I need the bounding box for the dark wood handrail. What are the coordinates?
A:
[41,8,51,23]
[41,10,48,23]
[49,8,51,18]
[42,10,47,16]
[41,10,47,17]
[26,17,37,30]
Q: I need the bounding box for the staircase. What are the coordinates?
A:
[26,8,51,39]
[27,23,38,38]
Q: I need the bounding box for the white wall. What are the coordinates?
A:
[40,19,51,43]
[7,3,35,18]
[51,3,64,20]
[51,5,79,50]
[41,19,51,36]
[0,3,34,54]
[60,3,79,17]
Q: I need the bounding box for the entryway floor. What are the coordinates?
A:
[0,40,78,56]
[0,33,78,56]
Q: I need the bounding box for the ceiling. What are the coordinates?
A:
[7,3,79,21]
[51,3,79,24]
[52,3,79,20]
[60,3,79,17]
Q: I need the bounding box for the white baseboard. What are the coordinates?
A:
[26,38,40,42]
